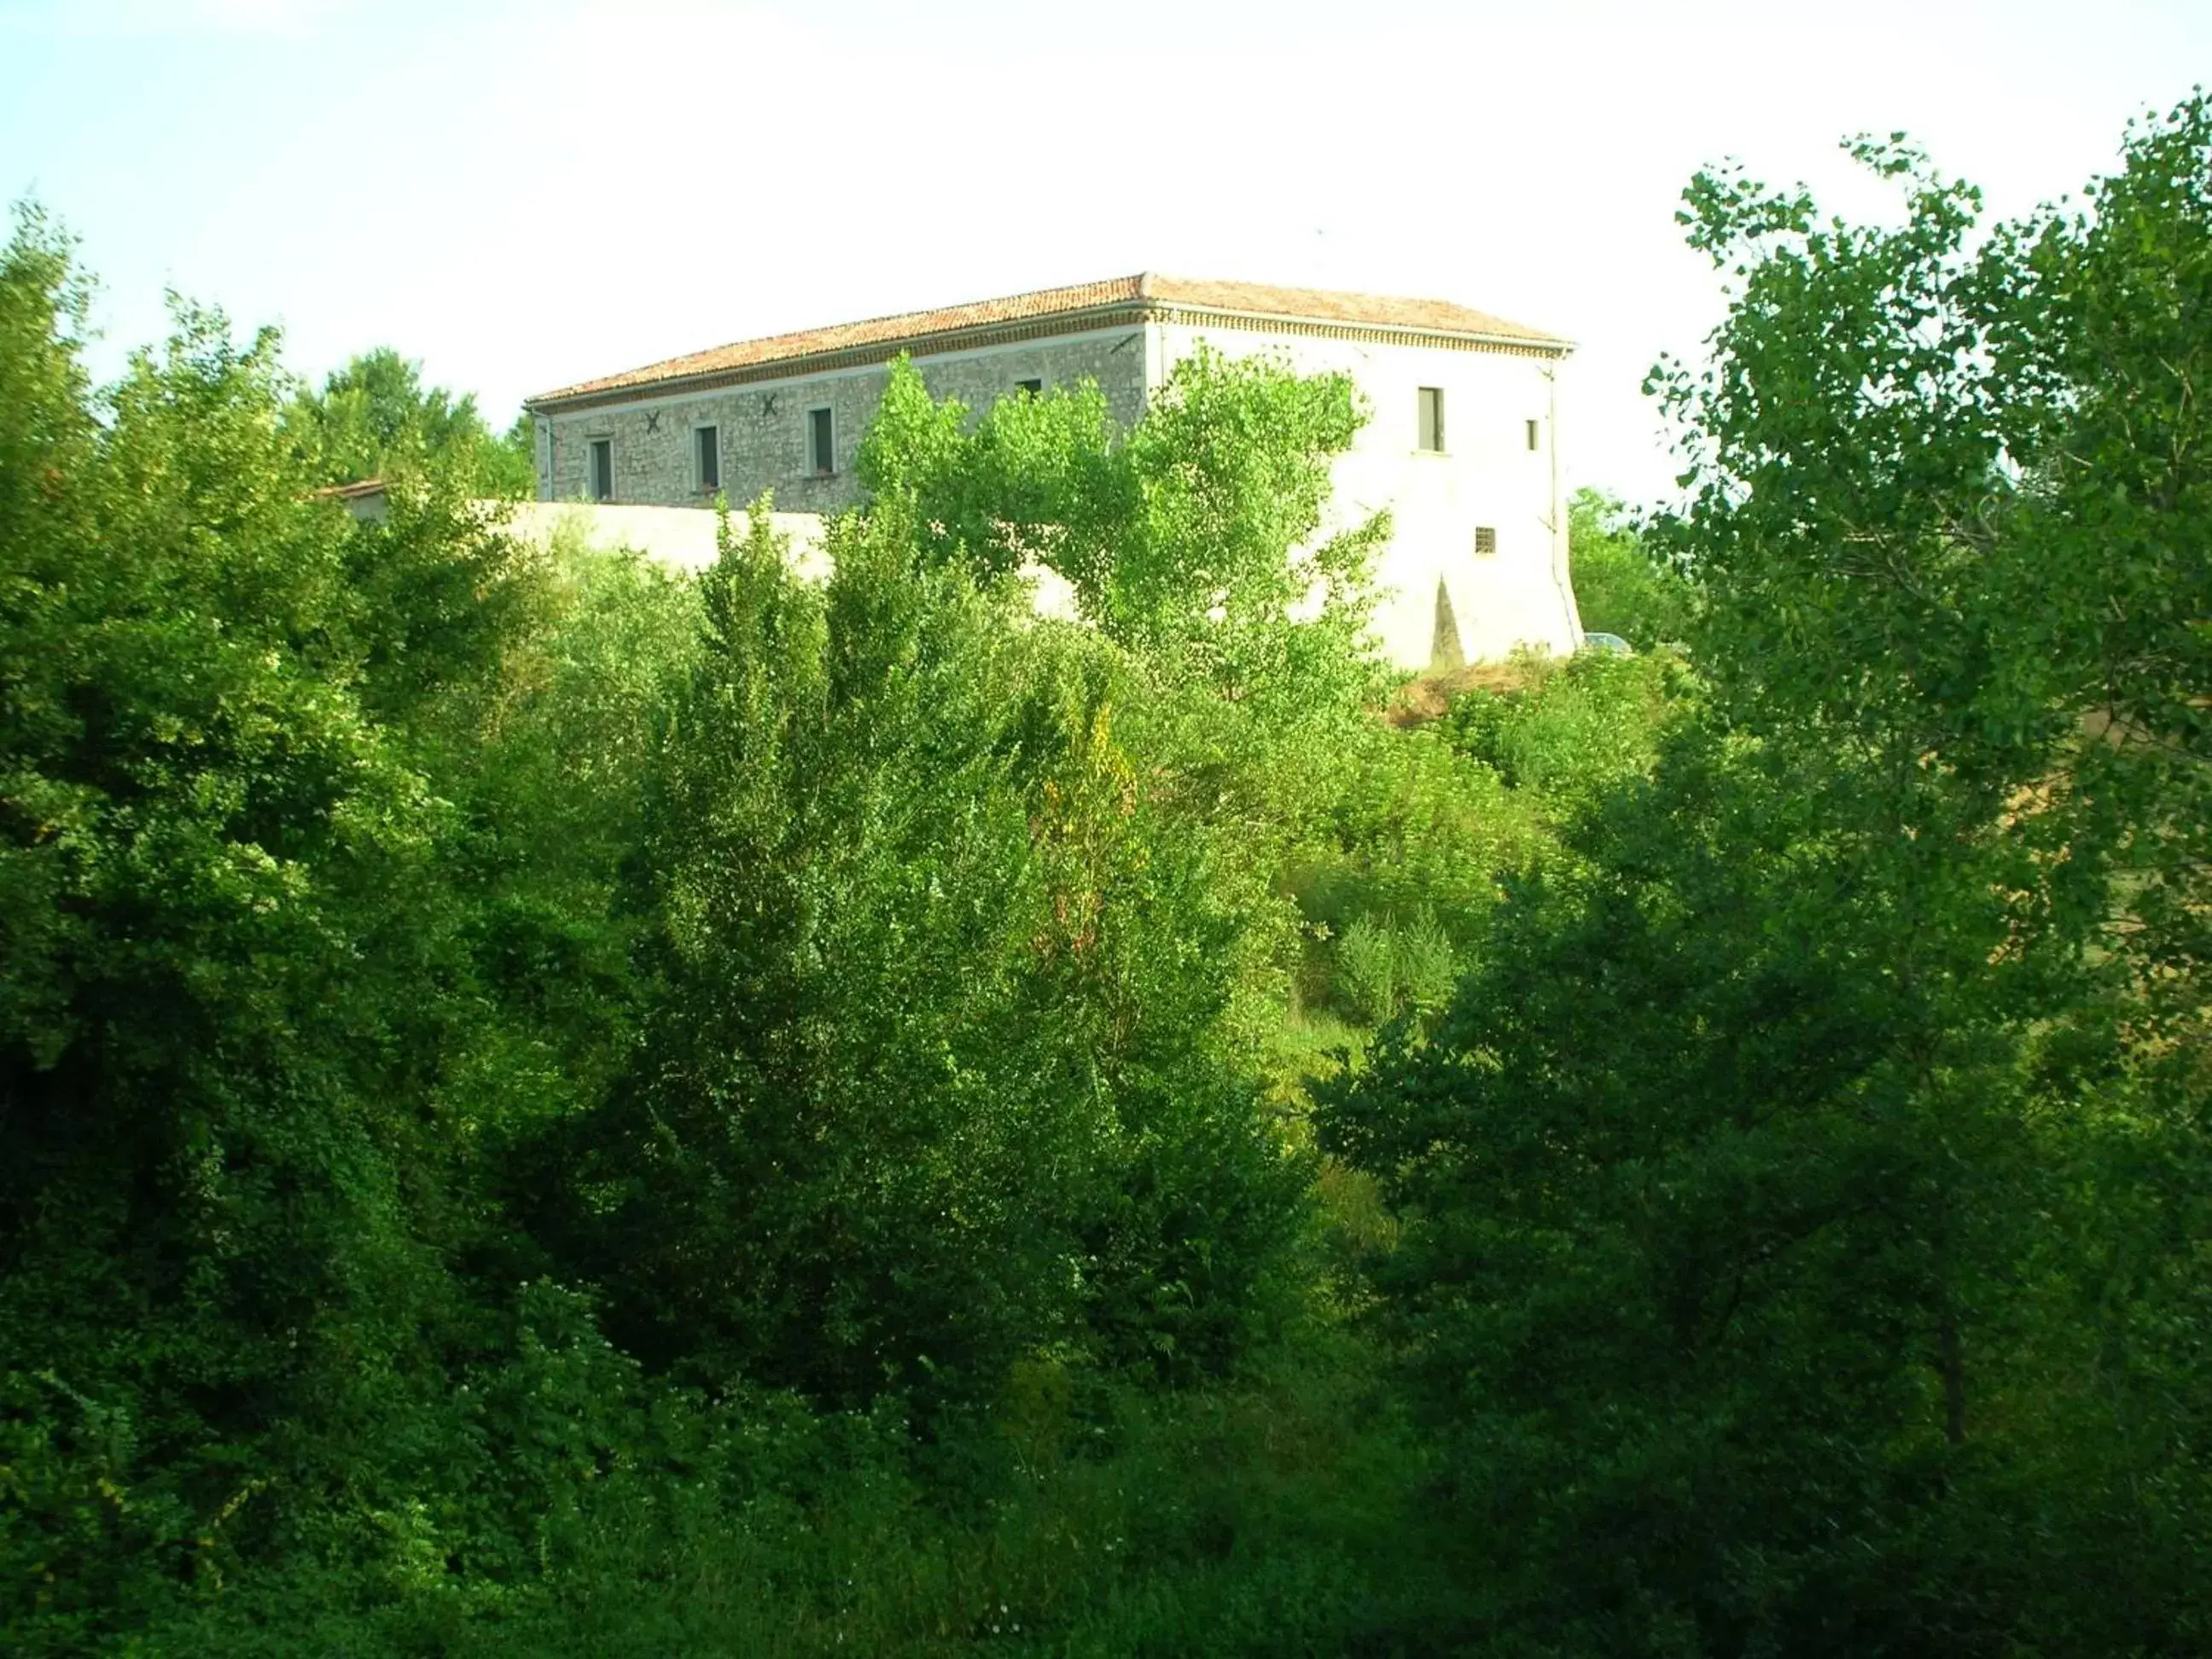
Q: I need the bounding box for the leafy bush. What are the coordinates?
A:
[1441,646,1678,809]
[1333,909,1457,1027]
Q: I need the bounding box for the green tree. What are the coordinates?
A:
[287,344,534,497]
[1325,96,2212,1654]
[1567,486,1695,646]
[1323,719,2056,1652]
[859,346,1391,719]
[539,501,1307,1407]
[857,346,1404,967]
[0,207,523,1645]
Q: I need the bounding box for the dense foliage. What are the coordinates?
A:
[3,93,2207,1656]
[285,344,535,498]
[544,500,1308,1404]
[1323,94,2212,1655]
[1564,486,1697,648]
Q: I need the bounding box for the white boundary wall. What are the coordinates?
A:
[498,500,830,580]
[491,501,1081,623]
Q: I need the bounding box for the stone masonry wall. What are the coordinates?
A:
[539,325,1149,514]
[534,312,1579,669]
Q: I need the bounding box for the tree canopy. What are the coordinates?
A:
[1322,91,2212,1656]
[285,343,534,497]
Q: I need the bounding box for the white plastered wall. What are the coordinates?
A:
[1146,322,1581,670]
[491,501,1079,618]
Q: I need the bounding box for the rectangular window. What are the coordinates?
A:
[589,437,613,502]
[1526,418,1541,451]
[1474,525,1498,556]
[808,406,835,476]
[1016,377,1043,395]
[1417,387,1446,452]
[696,424,720,492]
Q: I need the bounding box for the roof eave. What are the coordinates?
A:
[525,300,1571,415]
[1150,300,1573,357]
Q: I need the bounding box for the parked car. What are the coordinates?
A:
[1580,631,1634,655]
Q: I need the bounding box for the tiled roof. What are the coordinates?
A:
[527,273,1567,408]
[1139,275,1563,343]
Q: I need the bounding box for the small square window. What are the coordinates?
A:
[1474,525,1498,556]
[808,406,835,476]
[589,437,613,502]
[1417,387,1446,452]
[1016,377,1043,396]
[696,425,721,492]
[1526,418,1541,451]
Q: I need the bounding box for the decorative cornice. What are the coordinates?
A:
[1150,305,1570,360]
[529,302,1568,415]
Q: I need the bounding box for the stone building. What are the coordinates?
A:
[523,274,1580,669]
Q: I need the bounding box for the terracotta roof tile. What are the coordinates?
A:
[527,273,1566,407]
[1139,274,1562,344]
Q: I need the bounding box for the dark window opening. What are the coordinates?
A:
[696,425,720,492]
[1475,525,1498,556]
[1526,418,1541,451]
[809,407,835,475]
[589,438,613,502]
[1417,387,1446,452]
[1016,377,1043,395]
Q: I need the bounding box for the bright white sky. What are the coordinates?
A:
[3,0,2204,503]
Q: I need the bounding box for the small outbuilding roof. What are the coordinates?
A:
[527,273,1569,410]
